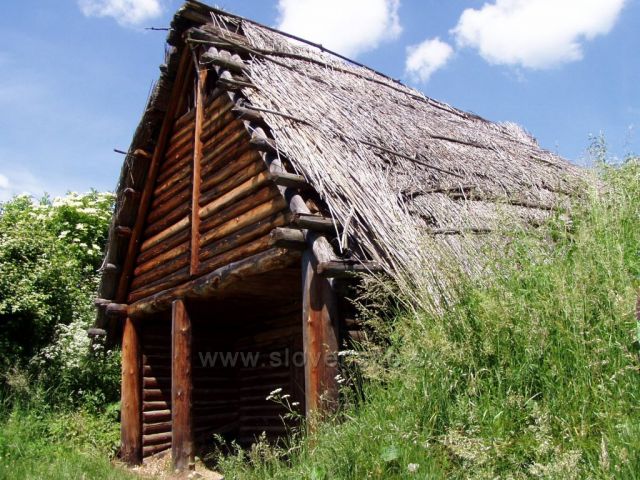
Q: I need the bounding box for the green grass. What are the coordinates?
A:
[0,406,135,480]
[1,161,637,479]
[212,160,640,479]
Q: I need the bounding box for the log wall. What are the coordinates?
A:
[128,93,289,305]
[141,317,172,458]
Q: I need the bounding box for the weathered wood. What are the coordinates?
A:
[198,185,278,234]
[172,299,194,471]
[232,105,264,122]
[87,327,107,337]
[200,149,260,192]
[201,107,240,146]
[198,231,278,276]
[200,212,289,262]
[201,48,248,73]
[143,431,172,446]
[301,250,340,418]
[143,202,191,239]
[134,241,190,277]
[200,197,287,248]
[129,264,190,303]
[114,47,192,305]
[143,442,172,458]
[154,161,191,198]
[270,227,306,248]
[130,253,189,291]
[143,421,173,435]
[292,213,336,233]
[137,229,190,265]
[140,216,190,253]
[200,134,252,179]
[121,317,142,465]
[317,260,383,278]
[146,186,191,224]
[200,170,271,221]
[270,172,308,189]
[143,409,171,423]
[199,160,266,207]
[128,248,299,317]
[191,66,207,276]
[106,303,128,318]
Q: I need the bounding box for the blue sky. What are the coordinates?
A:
[0,0,638,200]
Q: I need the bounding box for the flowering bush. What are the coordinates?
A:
[0,191,119,407]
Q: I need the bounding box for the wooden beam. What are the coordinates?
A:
[121,317,142,465]
[270,172,308,189]
[292,213,336,233]
[114,47,192,305]
[190,66,208,276]
[128,247,299,318]
[171,299,194,472]
[317,260,383,278]
[301,250,340,419]
[106,303,128,318]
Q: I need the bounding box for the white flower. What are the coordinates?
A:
[281,394,291,399]
[408,463,419,473]
[269,388,282,396]
[75,223,85,230]
[58,231,69,238]
[338,349,358,357]
[291,402,300,407]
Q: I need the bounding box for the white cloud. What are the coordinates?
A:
[0,174,9,191]
[78,0,163,27]
[277,0,402,58]
[406,38,453,83]
[452,0,627,69]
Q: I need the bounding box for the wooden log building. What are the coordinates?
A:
[92,0,585,470]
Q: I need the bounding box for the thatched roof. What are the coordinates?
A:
[95,0,587,328]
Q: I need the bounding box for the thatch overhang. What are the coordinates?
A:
[93,0,587,336]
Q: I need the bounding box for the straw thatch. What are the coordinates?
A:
[95,0,588,329]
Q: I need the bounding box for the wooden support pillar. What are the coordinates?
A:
[190,66,207,276]
[171,299,194,471]
[301,249,340,419]
[121,317,142,465]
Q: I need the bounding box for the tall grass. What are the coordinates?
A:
[216,160,640,479]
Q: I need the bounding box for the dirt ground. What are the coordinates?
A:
[125,453,224,480]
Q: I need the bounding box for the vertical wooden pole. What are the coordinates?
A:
[301,250,340,419]
[190,66,208,276]
[172,299,194,471]
[121,317,142,465]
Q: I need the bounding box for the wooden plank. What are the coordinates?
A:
[317,260,384,278]
[301,250,339,419]
[191,67,207,276]
[172,299,194,471]
[120,317,142,465]
[114,47,193,305]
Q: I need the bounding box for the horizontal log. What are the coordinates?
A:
[200,149,261,193]
[200,171,271,221]
[137,228,189,264]
[317,260,383,278]
[143,377,171,388]
[232,105,263,123]
[143,431,172,446]
[128,248,300,318]
[142,421,172,435]
[143,410,171,423]
[200,160,266,207]
[142,202,191,240]
[134,240,190,277]
[200,130,251,175]
[140,216,190,252]
[270,172,308,189]
[143,401,170,411]
[173,108,195,131]
[198,228,283,276]
[200,197,287,249]
[199,185,278,234]
[201,104,238,145]
[143,389,171,401]
[291,213,336,233]
[143,365,171,376]
[201,124,247,162]
[143,442,171,458]
[201,49,248,73]
[128,267,190,304]
[153,161,191,198]
[130,253,188,291]
[106,303,128,318]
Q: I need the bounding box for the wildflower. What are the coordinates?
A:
[291,402,300,407]
[269,388,282,396]
[338,349,357,357]
[408,463,419,473]
[281,394,291,399]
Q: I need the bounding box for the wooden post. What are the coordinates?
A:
[121,317,142,465]
[301,249,340,419]
[171,299,194,471]
[190,66,208,276]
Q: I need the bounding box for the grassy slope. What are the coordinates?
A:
[215,161,640,479]
[0,162,636,479]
